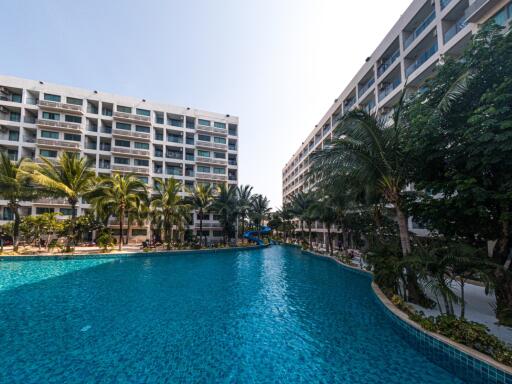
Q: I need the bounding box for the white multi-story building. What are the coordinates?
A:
[282,0,511,240]
[0,75,239,242]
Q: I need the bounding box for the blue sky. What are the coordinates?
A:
[1,0,411,208]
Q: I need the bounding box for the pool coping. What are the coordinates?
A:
[0,244,269,261]
[298,247,512,379]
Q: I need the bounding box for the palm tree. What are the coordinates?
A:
[311,194,338,255]
[151,178,191,249]
[30,153,95,248]
[212,184,238,244]
[236,185,253,242]
[275,204,294,242]
[290,191,315,246]
[126,196,149,245]
[190,184,215,247]
[0,153,37,251]
[89,173,147,250]
[249,194,271,239]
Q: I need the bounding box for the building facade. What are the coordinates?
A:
[282,0,512,241]
[0,75,239,242]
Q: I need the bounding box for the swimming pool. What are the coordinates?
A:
[0,246,467,383]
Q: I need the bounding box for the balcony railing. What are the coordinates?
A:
[37,119,82,132]
[112,128,151,140]
[38,99,83,114]
[196,140,227,150]
[377,49,400,77]
[113,111,151,124]
[166,169,183,176]
[111,165,150,175]
[405,42,438,77]
[378,78,401,101]
[195,125,228,135]
[111,146,150,157]
[440,0,453,9]
[195,172,228,181]
[358,77,375,97]
[166,152,183,160]
[403,11,436,49]
[195,156,227,165]
[37,138,80,151]
[444,18,468,43]
[34,197,68,205]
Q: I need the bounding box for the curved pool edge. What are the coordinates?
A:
[0,244,269,261]
[299,247,512,384]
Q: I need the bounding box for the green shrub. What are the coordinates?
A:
[96,232,114,252]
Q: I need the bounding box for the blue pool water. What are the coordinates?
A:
[0,246,465,383]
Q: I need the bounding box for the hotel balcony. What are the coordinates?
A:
[33,197,69,205]
[194,222,223,230]
[196,140,228,150]
[113,111,151,125]
[377,48,400,78]
[405,42,438,78]
[196,156,227,165]
[111,164,150,175]
[111,146,150,158]
[38,100,83,114]
[36,138,80,151]
[196,123,228,136]
[403,9,436,50]
[464,0,500,23]
[112,128,151,141]
[195,172,228,182]
[37,119,82,133]
[444,16,468,44]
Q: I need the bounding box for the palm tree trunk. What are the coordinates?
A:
[395,205,411,256]
[118,206,124,251]
[69,201,77,250]
[12,202,20,252]
[241,214,245,244]
[460,279,466,319]
[308,224,312,250]
[327,226,333,255]
[126,220,131,245]
[199,210,203,247]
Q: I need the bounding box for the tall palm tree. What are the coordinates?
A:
[290,191,315,245]
[212,184,238,245]
[151,177,191,249]
[311,194,338,255]
[0,153,37,251]
[249,194,271,238]
[126,196,149,245]
[276,204,294,242]
[236,185,253,242]
[190,184,215,247]
[30,153,95,248]
[89,173,147,250]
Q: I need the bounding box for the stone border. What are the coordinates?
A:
[298,247,512,383]
[0,244,268,261]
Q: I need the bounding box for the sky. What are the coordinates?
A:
[1,0,411,208]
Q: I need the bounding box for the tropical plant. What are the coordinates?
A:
[88,173,147,250]
[0,153,37,250]
[30,153,95,248]
[189,184,215,247]
[212,184,238,244]
[236,185,253,242]
[310,194,338,255]
[289,191,315,244]
[249,194,271,239]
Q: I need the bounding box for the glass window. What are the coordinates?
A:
[135,125,150,133]
[102,107,113,116]
[137,177,148,184]
[59,208,77,216]
[8,130,19,141]
[40,149,57,158]
[197,165,210,173]
[198,119,210,126]
[44,93,61,102]
[134,159,149,166]
[214,152,226,159]
[64,133,81,142]
[214,122,226,129]
[214,136,226,144]
[66,97,83,106]
[169,118,182,127]
[197,150,210,157]
[117,105,132,113]
[115,139,130,148]
[41,131,59,139]
[213,167,226,174]
[493,7,507,26]
[36,207,54,214]
[65,115,82,123]
[114,157,129,164]
[198,134,210,142]
[116,122,131,130]
[132,229,148,236]
[134,142,149,150]
[136,108,150,116]
[42,112,60,121]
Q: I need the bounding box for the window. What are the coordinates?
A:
[65,115,82,123]
[214,137,226,144]
[8,130,19,141]
[115,139,130,148]
[134,159,149,166]
[494,7,508,26]
[198,134,210,142]
[44,93,61,102]
[41,131,59,139]
[169,118,182,127]
[116,122,131,130]
[136,108,150,116]
[135,125,150,133]
[36,207,54,214]
[199,230,210,237]
[59,208,77,216]
[66,97,83,106]
[3,207,13,220]
[213,167,226,174]
[40,149,57,158]
[64,133,81,142]
[197,150,210,157]
[214,122,226,129]
[197,165,210,173]
[102,107,113,116]
[117,105,132,113]
[137,177,148,184]
[198,119,210,126]
[42,112,60,121]
[114,157,129,164]
[213,231,223,237]
[214,152,226,159]
[134,142,149,150]
[132,229,147,236]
